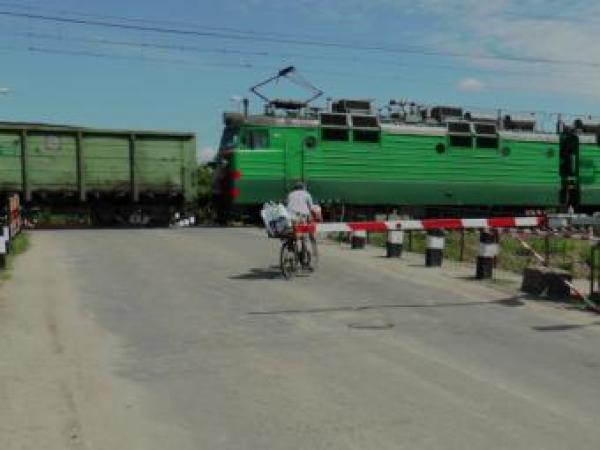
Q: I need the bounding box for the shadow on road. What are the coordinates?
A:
[229,267,282,280]
[247,296,524,316]
[230,265,313,281]
[532,322,600,332]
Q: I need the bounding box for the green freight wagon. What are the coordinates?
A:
[213,98,599,218]
[0,122,198,225]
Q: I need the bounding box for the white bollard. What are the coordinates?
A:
[425,229,445,267]
[3,225,9,255]
[476,230,499,279]
[386,230,404,257]
[351,229,367,249]
[0,227,6,268]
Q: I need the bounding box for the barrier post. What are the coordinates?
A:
[351,230,367,249]
[3,225,9,255]
[386,230,404,258]
[425,229,445,267]
[476,229,498,279]
[591,243,600,302]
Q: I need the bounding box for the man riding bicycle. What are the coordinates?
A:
[286,180,314,224]
[285,181,317,272]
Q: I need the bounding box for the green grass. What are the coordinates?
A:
[9,232,30,256]
[367,230,593,279]
[2,232,30,279]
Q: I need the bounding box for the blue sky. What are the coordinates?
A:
[0,0,599,161]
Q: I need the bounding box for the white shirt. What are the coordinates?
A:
[286,189,314,216]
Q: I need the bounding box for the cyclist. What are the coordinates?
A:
[286,180,314,224]
[285,181,315,270]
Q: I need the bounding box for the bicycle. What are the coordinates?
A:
[279,229,318,279]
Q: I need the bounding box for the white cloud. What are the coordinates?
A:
[198,146,217,163]
[411,0,600,99]
[234,0,600,100]
[457,77,484,92]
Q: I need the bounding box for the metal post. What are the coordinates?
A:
[408,231,413,252]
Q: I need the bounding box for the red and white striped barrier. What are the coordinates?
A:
[294,216,544,234]
[512,234,600,311]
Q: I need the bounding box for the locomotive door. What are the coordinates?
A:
[281,130,304,192]
[559,131,580,207]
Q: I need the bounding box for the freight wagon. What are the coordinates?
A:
[0,122,198,225]
[213,98,599,219]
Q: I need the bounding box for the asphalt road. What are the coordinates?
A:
[2,227,600,449]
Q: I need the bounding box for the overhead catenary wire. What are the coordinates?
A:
[1,1,595,43]
[0,0,328,41]
[5,30,571,79]
[7,44,461,89]
[25,46,259,68]
[2,9,600,70]
[1,5,599,121]
[7,30,600,82]
[1,42,597,122]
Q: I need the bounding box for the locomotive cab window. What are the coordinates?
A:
[219,127,239,150]
[241,129,269,149]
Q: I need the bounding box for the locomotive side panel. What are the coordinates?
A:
[302,129,560,207]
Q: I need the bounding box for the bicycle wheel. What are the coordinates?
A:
[280,239,298,279]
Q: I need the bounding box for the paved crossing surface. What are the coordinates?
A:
[2,227,600,449]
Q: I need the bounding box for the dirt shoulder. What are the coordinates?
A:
[0,232,165,450]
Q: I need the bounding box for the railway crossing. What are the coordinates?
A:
[293,213,600,311]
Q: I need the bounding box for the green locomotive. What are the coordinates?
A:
[0,122,198,225]
[213,68,599,219]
